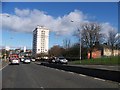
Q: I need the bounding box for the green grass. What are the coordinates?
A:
[69,56,120,65]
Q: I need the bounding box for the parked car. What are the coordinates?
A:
[48,57,56,63]
[48,59,55,63]
[20,58,24,62]
[31,58,35,62]
[23,57,31,64]
[10,58,20,65]
[55,57,68,64]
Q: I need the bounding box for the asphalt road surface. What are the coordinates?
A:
[2,62,119,88]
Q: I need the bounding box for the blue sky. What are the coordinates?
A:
[1,2,118,49]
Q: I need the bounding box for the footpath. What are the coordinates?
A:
[0,59,9,70]
[69,64,120,72]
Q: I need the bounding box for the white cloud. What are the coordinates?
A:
[15,8,30,17]
[2,8,87,35]
[101,22,117,37]
[1,8,117,36]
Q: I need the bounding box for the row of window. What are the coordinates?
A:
[37,49,46,53]
[33,48,48,53]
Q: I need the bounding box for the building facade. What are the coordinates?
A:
[103,47,120,56]
[32,26,49,57]
[87,47,120,59]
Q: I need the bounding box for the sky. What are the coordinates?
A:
[1,2,119,49]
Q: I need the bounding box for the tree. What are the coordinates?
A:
[63,43,80,60]
[107,30,120,55]
[1,49,10,59]
[49,45,65,57]
[81,22,102,59]
[63,38,71,49]
[116,33,120,49]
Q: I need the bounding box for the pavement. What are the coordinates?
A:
[2,62,119,88]
[69,64,120,71]
[0,59,9,70]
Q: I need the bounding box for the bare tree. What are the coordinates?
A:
[63,38,71,49]
[49,45,65,57]
[81,22,102,59]
[116,33,120,49]
[107,30,120,55]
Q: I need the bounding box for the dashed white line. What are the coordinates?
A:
[40,65,117,83]
[94,78,106,81]
[55,69,59,71]
[79,74,87,77]
[40,86,44,90]
[0,63,9,71]
[68,72,74,74]
[60,70,66,72]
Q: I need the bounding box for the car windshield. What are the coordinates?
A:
[59,57,65,59]
[26,58,30,59]
[11,58,18,60]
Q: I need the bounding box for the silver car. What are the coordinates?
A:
[10,58,20,65]
[55,57,68,64]
[20,58,24,62]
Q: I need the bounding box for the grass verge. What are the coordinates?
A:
[69,56,120,65]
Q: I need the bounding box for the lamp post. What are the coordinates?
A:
[71,20,82,63]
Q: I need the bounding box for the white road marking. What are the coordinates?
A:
[55,69,59,71]
[68,72,74,74]
[94,78,106,81]
[0,63,9,71]
[39,64,118,83]
[79,74,87,77]
[60,70,66,72]
[40,86,44,90]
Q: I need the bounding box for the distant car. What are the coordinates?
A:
[20,58,24,62]
[10,58,20,65]
[52,59,56,63]
[55,57,68,64]
[48,57,56,63]
[23,58,31,64]
[48,59,55,63]
[31,58,35,62]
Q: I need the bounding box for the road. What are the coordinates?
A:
[2,62,119,88]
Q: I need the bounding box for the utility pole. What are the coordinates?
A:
[71,20,82,63]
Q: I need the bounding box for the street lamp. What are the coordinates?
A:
[71,20,82,63]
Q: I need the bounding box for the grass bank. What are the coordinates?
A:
[69,56,120,65]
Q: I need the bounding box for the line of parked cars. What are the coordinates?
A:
[9,57,35,65]
[9,54,67,65]
[20,57,35,64]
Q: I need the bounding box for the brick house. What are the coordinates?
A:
[87,46,120,59]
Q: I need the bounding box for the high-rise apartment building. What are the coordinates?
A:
[32,26,49,57]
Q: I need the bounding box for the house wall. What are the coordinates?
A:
[88,50,101,59]
[103,48,120,56]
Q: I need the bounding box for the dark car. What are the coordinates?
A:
[23,57,31,64]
